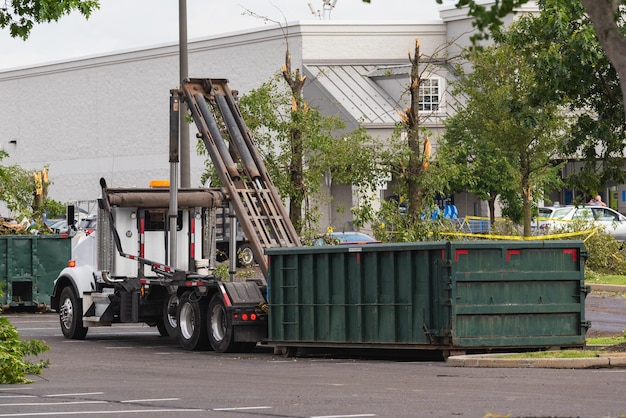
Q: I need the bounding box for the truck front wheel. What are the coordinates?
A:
[207,293,237,353]
[59,286,88,340]
[177,291,210,351]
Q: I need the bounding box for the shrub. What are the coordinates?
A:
[0,317,49,384]
[584,230,626,275]
[545,219,626,274]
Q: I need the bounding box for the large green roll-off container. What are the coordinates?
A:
[265,240,589,355]
[0,235,71,310]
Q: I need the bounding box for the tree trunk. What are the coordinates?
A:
[407,39,426,214]
[281,47,307,234]
[289,128,304,234]
[581,0,626,123]
[488,197,496,226]
[522,182,532,237]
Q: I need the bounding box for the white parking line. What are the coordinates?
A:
[0,400,107,407]
[212,406,272,411]
[0,408,205,416]
[311,415,377,418]
[43,392,104,397]
[121,398,180,403]
[8,327,55,331]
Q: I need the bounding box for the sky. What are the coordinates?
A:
[0,0,451,71]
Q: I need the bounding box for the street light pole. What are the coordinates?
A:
[170,0,190,270]
[179,0,190,189]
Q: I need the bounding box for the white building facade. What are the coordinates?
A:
[0,8,506,228]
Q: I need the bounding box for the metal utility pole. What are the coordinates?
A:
[169,0,190,269]
[179,0,190,188]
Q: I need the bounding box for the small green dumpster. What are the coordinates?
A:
[266,240,588,353]
[0,235,71,310]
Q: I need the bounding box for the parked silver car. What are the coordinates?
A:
[538,205,626,241]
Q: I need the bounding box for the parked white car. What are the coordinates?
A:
[538,205,626,241]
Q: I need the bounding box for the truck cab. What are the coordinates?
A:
[51,184,268,352]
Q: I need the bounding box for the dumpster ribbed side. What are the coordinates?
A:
[267,243,446,347]
[267,240,588,351]
[448,241,588,348]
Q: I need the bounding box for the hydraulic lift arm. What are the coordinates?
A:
[175,78,301,279]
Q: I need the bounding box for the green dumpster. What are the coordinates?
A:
[265,240,588,353]
[267,242,446,348]
[0,235,71,310]
[447,240,589,349]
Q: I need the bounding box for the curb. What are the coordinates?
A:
[588,284,626,293]
[445,284,625,369]
[447,353,626,369]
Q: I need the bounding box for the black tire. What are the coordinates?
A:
[177,291,210,351]
[207,293,237,353]
[237,243,255,267]
[156,321,169,337]
[159,293,179,338]
[58,286,88,340]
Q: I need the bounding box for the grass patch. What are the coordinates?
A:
[504,350,600,359]
[586,272,626,286]
[497,336,625,359]
[587,335,626,345]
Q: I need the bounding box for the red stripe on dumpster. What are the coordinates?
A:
[563,249,577,261]
[455,249,468,262]
[506,249,520,262]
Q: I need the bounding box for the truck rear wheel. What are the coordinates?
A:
[208,293,237,353]
[59,286,88,340]
[177,291,210,351]
[158,293,179,338]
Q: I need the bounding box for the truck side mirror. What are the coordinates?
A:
[67,205,76,228]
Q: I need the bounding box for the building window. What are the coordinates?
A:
[419,78,440,112]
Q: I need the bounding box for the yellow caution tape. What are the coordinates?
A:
[439,227,600,241]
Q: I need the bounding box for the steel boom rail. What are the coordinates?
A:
[177,78,301,278]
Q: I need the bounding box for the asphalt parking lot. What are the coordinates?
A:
[2,298,626,418]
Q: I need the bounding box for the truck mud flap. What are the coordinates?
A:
[223,281,265,306]
[120,291,139,322]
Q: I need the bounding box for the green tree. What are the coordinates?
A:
[212,73,387,236]
[0,164,49,223]
[1,0,99,40]
[365,0,626,121]
[439,110,519,225]
[431,0,626,122]
[500,1,626,198]
[442,44,566,235]
[383,39,457,222]
[231,9,390,235]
